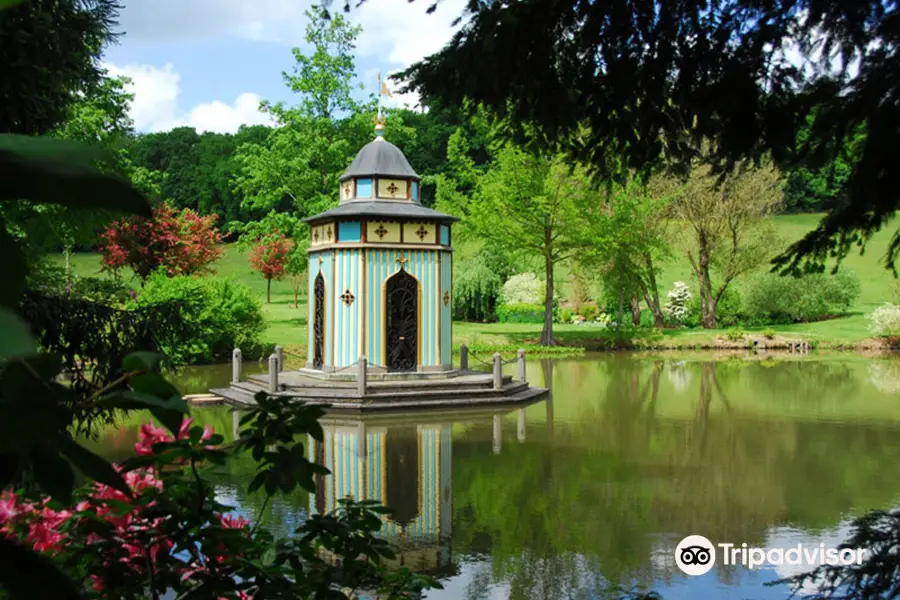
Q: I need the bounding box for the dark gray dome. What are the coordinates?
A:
[340,138,419,181]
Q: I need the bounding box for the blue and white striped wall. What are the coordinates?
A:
[308,424,450,545]
[308,247,452,370]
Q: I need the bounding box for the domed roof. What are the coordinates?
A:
[340,138,419,182]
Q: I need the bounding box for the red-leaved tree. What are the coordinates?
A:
[99,204,224,281]
[248,234,294,303]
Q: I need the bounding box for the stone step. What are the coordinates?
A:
[224,379,531,403]
[211,385,549,411]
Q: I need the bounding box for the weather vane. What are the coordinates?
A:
[374,70,392,127]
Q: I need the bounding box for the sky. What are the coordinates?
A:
[102,0,469,134]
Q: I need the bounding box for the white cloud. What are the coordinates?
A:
[105,62,273,133]
[117,0,467,69]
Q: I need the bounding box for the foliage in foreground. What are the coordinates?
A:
[0,394,440,600]
[132,272,267,364]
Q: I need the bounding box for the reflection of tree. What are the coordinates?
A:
[665,361,691,392]
[452,358,900,596]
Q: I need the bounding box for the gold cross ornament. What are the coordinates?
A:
[416,225,429,241]
[396,253,408,269]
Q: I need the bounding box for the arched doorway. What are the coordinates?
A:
[386,269,418,372]
[313,273,325,369]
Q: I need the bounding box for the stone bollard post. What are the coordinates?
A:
[517,407,526,443]
[232,348,242,383]
[517,348,526,382]
[268,353,278,393]
[460,344,469,371]
[493,352,503,390]
[232,409,240,438]
[275,345,284,372]
[357,356,367,398]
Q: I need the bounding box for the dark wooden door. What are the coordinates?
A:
[386,270,418,372]
[313,273,325,369]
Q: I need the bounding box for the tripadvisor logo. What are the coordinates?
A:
[675,535,716,576]
[674,535,868,576]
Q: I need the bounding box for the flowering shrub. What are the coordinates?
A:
[99,203,224,280]
[868,303,900,346]
[664,281,692,324]
[0,402,438,600]
[499,273,544,306]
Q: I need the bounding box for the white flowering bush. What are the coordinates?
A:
[868,303,900,344]
[499,272,544,306]
[664,281,693,324]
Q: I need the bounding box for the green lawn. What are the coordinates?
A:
[55,213,898,351]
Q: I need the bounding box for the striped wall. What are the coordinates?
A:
[440,251,452,366]
[331,249,361,367]
[308,424,449,546]
[307,251,334,366]
[308,247,450,370]
[366,249,441,368]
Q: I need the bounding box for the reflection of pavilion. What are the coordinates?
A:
[308,414,455,575]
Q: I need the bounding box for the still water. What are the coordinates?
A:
[87,353,900,599]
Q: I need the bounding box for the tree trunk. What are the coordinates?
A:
[630,294,641,326]
[266,278,272,304]
[616,279,624,327]
[697,239,717,329]
[643,254,666,327]
[541,250,555,346]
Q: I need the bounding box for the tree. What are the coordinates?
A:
[467,144,601,344]
[667,158,784,328]
[99,204,224,281]
[0,0,121,136]
[585,180,672,328]
[401,0,900,273]
[249,234,294,303]
[233,8,362,221]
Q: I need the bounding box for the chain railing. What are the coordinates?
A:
[230,344,529,396]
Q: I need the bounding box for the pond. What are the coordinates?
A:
[85,352,900,599]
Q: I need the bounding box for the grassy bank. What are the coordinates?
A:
[54,213,897,353]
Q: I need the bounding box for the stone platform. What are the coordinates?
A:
[210,348,548,411]
[211,369,548,411]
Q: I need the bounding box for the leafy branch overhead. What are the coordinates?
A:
[399,0,900,273]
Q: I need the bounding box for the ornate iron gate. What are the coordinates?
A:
[313,273,325,369]
[386,270,418,372]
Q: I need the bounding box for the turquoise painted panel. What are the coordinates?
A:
[331,249,359,367]
[338,220,361,242]
[439,225,449,246]
[441,251,452,365]
[411,181,419,200]
[356,178,373,198]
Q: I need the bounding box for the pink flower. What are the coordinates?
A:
[220,514,250,530]
[0,492,28,525]
[89,575,105,593]
[123,470,164,495]
[135,422,172,456]
[26,520,64,552]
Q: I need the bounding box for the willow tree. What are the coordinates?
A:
[467,144,602,344]
[669,160,784,328]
